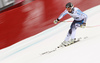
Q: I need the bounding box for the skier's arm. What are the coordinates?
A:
[54,10,68,24]
[77,8,88,28]
[77,9,88,23]
[58,10,68,20]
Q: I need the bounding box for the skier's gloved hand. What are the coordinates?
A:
[80,23,86,28]
[54,19,60,24]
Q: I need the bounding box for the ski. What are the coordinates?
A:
[41,36,88,55]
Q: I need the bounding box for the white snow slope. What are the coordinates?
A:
[0,5,100,63]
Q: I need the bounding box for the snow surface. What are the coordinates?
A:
[0,5,100,63]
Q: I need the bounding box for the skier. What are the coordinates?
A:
[54,2,87,47]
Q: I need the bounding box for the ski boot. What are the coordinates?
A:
[57,41,71,48]
[57,39,76,48]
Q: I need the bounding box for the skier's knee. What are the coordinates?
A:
[69,29,72,34]
[69,28,76,35]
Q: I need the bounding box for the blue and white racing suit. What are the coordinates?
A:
[58,7,87,42]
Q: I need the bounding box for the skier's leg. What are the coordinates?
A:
[71,28,76,40]
[61,29,76,47]
[64,21,76,42]
[70,22,81,43]
[61,21,76,46]
[64,29,71,42]
[59,32,71,47]
[65,21,79,44]
[70,28,76,43]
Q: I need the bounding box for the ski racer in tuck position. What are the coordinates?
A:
[54,2,88,47]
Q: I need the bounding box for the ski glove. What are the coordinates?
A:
[54,19,60,24]
[80,23,86,28]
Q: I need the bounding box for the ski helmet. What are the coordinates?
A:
[65,2,73,8]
